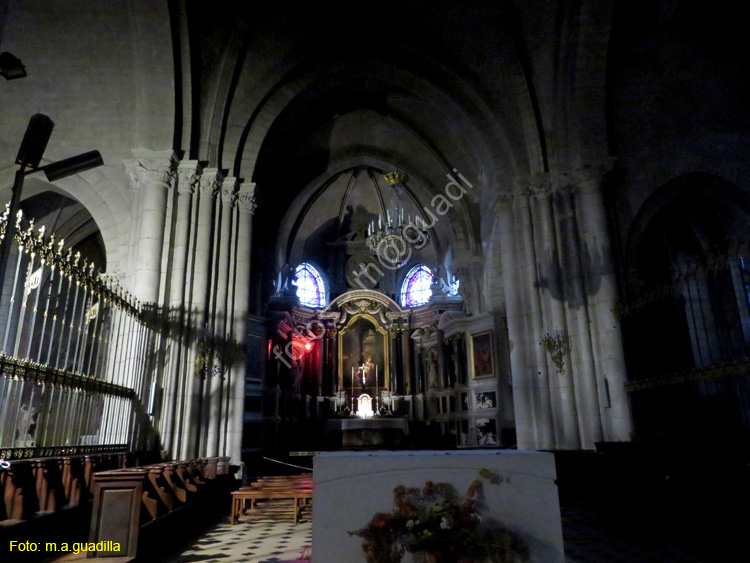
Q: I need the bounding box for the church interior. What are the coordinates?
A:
[1,1,749,561]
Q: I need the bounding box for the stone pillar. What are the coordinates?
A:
[123,150,176,424]
[180,168,220,460]
[123,150,177,304]
[322,328,332,395]
[162,160,199,456]
[226,182,255,465]
[436,328,446,389]
[551,189,601,448]
[327,325,338,396]
[389,325,399,394]
[532,190,577,449]
[207,177,236,458]
[497,194,537,450]
[575,171,633,442]
[401,326,413,395]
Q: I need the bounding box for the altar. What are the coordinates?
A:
[324,417,409,448]
[313,450,565,563]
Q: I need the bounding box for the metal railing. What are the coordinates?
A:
[0,206,153,460]
[618,241,750,438]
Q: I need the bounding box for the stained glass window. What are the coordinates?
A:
[400,265,433,307]
[294,263,326,308]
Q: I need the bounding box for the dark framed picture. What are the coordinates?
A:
[475,391,496,410]
[471,331,494,379]
[475,417,498,447]
[459,419,470,447]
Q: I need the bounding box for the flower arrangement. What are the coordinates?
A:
[349,469,529,563]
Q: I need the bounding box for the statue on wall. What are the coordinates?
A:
[427,347,439,389]
[273,263,298,298]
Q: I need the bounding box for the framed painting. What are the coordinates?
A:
[470,330,494,379]
[338,314,389,393]
[458,419,470,447]
[475,417,498,447]
[475,391,496,410]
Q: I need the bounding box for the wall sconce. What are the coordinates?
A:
[540,329,571,374]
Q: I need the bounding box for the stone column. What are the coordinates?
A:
[162,160,199,456]
[327,325,338,396]
[401,325,413,395]
[226,182,255,465]
[180,168,220,460]
[538,189,581,448]
[532,189,576,449]
[575,170,633,442]
[552,188,602,448]
[389,324,399,394]
[436,328,446,389]
[123,150,176,427]
[497,194,537,450]
[207,177,236,458]
[123,150,177,304]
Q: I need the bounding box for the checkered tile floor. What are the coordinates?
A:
[166,502,743,563]
[167,500,311,563]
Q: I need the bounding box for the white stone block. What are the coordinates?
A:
[313,450,564,563]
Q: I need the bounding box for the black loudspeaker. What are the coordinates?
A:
[15,113,54,168]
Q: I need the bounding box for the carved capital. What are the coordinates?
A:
[177,160,201,195]
[236,182,257,214]
[198,168,223,198]
[220,177,238,206]
[124,149,178,190]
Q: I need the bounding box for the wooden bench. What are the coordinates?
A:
[231,475,312,525]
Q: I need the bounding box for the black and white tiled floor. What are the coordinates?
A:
[166,502,743,563]
[168,501,312,563]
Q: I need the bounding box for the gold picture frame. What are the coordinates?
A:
[470,330,495,379]
[337,313,390,392]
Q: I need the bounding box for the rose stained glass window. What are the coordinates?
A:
[400,265,433,307]
[294,263,326,308]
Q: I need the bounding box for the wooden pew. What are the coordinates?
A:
[87,456,232,560]
[231,473,313,525]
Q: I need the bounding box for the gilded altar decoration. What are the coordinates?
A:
[349,470,529,563]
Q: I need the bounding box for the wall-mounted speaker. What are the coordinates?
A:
[15,113,54,168]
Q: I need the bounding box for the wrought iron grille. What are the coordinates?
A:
[0,206,153,460]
